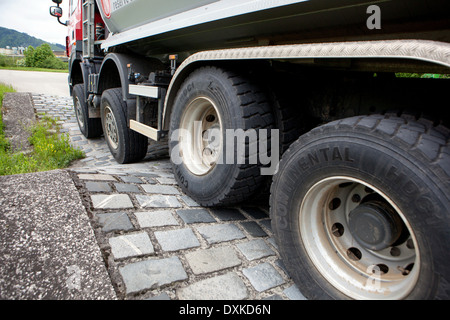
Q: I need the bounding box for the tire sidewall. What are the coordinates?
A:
[73,84,89,137]
[169,68,248,204]
[100,89,128,163]
[271,128,449,299]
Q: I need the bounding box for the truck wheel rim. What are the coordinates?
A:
[179,97,223,176]
[75,96,85,130]
[299,176,420,299]
[104,105,119,150]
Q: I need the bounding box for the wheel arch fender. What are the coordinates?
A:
[68,52,83,96]
[98,53,165,101]
[163,61,223,131]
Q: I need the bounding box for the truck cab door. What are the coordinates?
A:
[68,0,83,57]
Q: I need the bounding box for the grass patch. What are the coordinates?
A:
[0,83,84,175]
[395,73,450,79]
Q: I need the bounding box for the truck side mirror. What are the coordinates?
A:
[50,6,63,18]
[49,4,67,26]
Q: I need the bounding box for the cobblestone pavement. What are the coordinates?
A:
[32,94,306,300]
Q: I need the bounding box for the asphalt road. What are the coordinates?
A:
[0,69,70,97]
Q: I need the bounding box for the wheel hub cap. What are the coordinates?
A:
[348,200,403,251]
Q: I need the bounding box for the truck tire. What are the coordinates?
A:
[270,114,450,299]
[100,88,148,164]
[169,66,274,206]
[73,84,102,138]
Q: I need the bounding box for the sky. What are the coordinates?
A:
[0,0,69,46]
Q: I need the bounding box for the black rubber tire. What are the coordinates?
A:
[169,66,274,206]
[100,88,148,164]
[270,114,450,299]
[72,84,102,138]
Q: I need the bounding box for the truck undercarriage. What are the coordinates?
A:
[49,0,450,299]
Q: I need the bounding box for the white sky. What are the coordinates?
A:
[0,0,69,45]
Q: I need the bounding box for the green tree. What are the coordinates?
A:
[24,45,35,67]
[22,44,68,70]
[33,43,55,68]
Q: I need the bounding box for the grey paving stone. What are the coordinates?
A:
[155,177,177,185]
[242,263,285,292]
[259,219,272,232]
[142,178,157,184]
[119,257,188,294]
[241,207,269,219]
[176,208,216,224]
[196,224,246,244]
[91,194,134,209]
[180,195,200,207]
[267,237,278,249]
[274,259,289,275]
[283,285,307,300]
[135,195,182,208]
[97,212,134,232]
[109,232,154,259]
[95,161,109,166]
[177,272,248,300]
[236,239,275,261]
[210,208,246,221]
[185,246,241,275]
[85,181,112,193]
[119,176,145,184]
[142,184,180,195]
[240,221,268,237]
[75,140,88,146]
[114,183,141,193]
[154,228,200,252]
[97,156,111,161]
[133,173,158,179]
[78,174,116,181]
[135,210,179,228]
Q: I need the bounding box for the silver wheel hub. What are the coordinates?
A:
[104,105,119,150]
[300,177,419,299]
[178,97,223,176]
[75,97,85,129]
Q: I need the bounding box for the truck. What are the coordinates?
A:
[49,0,450,299]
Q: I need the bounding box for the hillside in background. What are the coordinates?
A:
[0,26,64,51]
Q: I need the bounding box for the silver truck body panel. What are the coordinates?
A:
[96,0,450,59]
[97,0,309,49]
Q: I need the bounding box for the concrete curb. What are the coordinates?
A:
[0,170,116,299]
[1,92,36,152]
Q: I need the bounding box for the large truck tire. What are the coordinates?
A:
[73,84,103,138]
[169,66,274,206]
[270,114,450,299]
[100,88,148,164]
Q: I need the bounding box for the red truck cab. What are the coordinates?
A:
[67,0,82,57]
[64,0,105,57]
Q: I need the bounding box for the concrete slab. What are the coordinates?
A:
[1,92,36,152]
[0,170,116,300]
